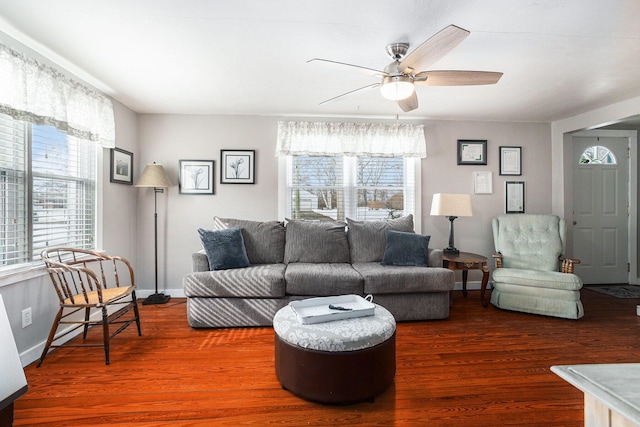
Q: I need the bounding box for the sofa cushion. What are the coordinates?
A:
[381,230,430,267]
[492,268,582,290]
[352,262,454,294]
[183,264,287,298]
[492,281,582,301]
[346,215,414,262]
[198,227,250,270]
[284,220,350,263]
[284,263,364,296]
[214,217,285,264]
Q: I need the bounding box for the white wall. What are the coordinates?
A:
[103,101,140,263]
[421,120,552,263]
[135,115,552,296]
[135,115,282,296]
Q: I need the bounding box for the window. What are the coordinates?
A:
[579,145,617,164]
[0,113,96,267]
[285,155,415,221]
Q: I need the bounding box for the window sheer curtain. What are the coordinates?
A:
[276,121,426,158]
[0,43,115,148]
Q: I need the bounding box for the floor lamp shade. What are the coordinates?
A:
[430,193,473,255]
[135,163,173,305]
[135,163,173,188]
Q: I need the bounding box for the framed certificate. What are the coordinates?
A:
[457,139,487,165]
[473,171,493,194]
[505,181,525,213]
[500,146,522,176]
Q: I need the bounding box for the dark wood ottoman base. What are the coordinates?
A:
[275,331,396,405]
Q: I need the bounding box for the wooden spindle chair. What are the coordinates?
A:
[39,248,142,366]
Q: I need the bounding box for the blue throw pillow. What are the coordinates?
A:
[198,227,250,270]
[381,230,430,267]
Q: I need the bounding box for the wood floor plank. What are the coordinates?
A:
[14,288,640,426]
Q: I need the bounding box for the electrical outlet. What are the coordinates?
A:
[21,307,32,328]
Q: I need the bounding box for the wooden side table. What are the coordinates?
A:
[442,252,490,307]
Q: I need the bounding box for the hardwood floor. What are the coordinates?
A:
[14,288,640,426]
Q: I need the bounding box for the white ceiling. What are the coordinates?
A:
[1,0,640,122]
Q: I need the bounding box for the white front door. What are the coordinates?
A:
[572,136,628,284]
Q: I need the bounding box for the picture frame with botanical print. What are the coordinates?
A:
[179,160,215,195]
[457,139,487,165]
[110,147,134,185]
[220,150,255,184]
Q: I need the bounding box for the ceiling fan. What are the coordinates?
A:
[308,25,503,112]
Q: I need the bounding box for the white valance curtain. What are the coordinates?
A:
[0,43,115,148]
[276,121,426,158]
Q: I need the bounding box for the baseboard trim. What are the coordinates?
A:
[20,288,185,367]
[453,280,486,292]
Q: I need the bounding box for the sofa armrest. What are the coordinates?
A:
[428,248,443,267]
[192,250,210,272]
[560,256,580,274]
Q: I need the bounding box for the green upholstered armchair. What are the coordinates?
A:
[491,214,584,319]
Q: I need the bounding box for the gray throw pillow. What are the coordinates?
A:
[198,226,250,270]
[347,214,414,262]
[381,229,430,267]
[213,217,285,264]
[284,220,349,263]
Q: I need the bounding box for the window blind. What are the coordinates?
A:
[0,113,96,267]
[0,115,28,265]
[31,125,95,259]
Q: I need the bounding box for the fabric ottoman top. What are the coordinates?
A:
[273,303,396,352]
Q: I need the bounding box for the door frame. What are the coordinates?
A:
[567,129,637,284]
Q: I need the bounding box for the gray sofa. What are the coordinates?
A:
[183,215,455,328]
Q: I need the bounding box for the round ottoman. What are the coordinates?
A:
[273,303,396,404]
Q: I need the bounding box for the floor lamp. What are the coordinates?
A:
[135,163,173,305]
[430,193,473,255]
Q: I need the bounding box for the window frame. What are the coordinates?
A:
[278,155,422,233]
[0,117,103,285]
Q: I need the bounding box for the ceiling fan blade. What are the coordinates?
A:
[318,82,380,105]
[398,25,470,73]
[397,91,418,112]
[307,58,387,77]
[414,70,503,86]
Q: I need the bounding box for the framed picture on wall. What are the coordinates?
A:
[473,171,493,194]
[110,148,133,185]
[457,139,487,165]
[505,181,525,213]
[179,160,215,194]
[499,146,522,175]
[220,150,255,184]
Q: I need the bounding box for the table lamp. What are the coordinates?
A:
[430,193,472,255]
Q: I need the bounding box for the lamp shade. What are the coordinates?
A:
[430,193,472,217]
[135,163,173,188]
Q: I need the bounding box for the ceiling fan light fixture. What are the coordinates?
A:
[380,75,415,101]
